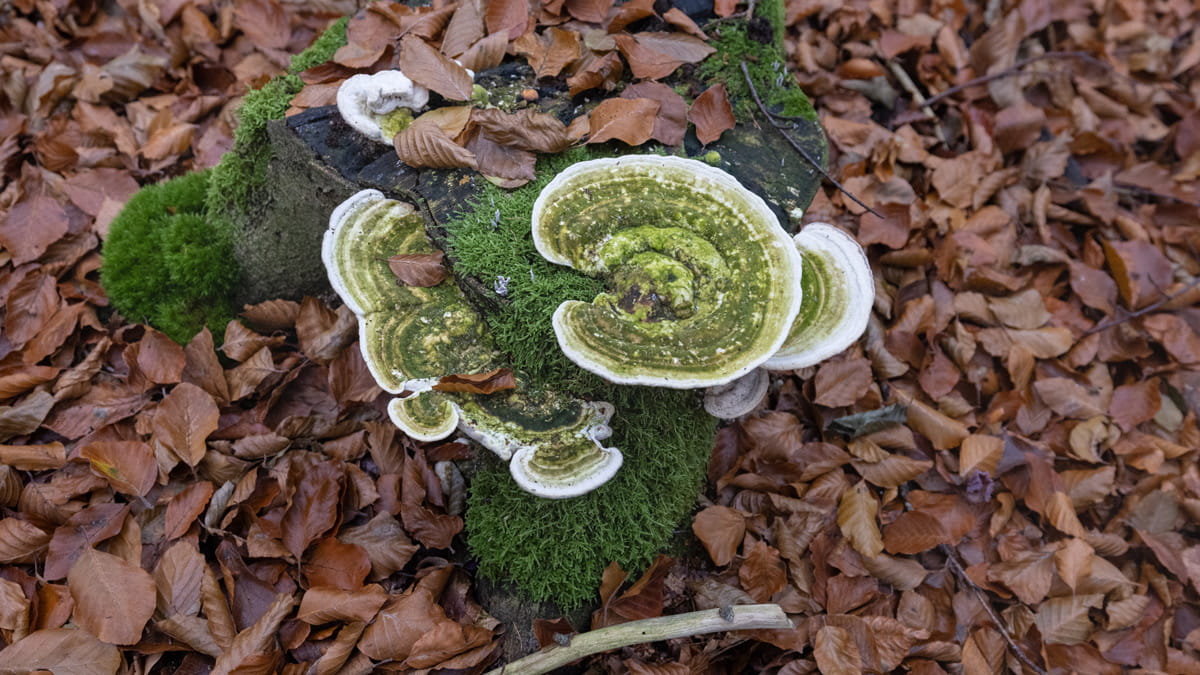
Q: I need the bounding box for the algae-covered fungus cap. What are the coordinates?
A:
[336,71,430,144]
[764,223,874,370]
[325,189,623,498]
[532,155,803,388]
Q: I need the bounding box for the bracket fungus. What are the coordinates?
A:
[763,223,875,370]
[336,71,430,144]
[532,155,804,388]
[324,189,621,498]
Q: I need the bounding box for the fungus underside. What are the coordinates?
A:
[446,148,717,607]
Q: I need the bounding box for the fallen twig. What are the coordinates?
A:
[922,51,1107,108]
[941,545,1047,675]
[485,604,792,675]
[739,62,884,219]
[1081,275,1200,337]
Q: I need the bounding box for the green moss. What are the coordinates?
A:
[698,0,817,121]
[206,16,349,217]
[101,170,238,343]
[447,148,718,606]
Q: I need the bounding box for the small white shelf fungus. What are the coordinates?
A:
[336,71,430,144]
[703,368,769,420]
[325,189,622,499]
[532,155,804,389]
[763,223,874,370]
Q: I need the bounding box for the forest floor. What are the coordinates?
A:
[2,0,1200,673]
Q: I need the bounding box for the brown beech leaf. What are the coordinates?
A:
[458,32,509,72]
[484,0,529,40]
[0,627,120,675]
[233,0,290,50]
[297,586,388,625]
[395,118,478,170]
[567,51,624,96]
[814,625,863,675]
[304,537,371,590]
[45,504,129,581]
[164,481,215,540]
[621,81,687,146]
[1102,239,1173,310]
[466,132,537,186]
[0,518,51,564]
[588,97,659,145]
[534,616,577,648]
[79,440,156,497]
[0,364,60,399]
[0,195,70,266]
[134,328,186,384]
[441,0,485,58]
[1108,380,1161,432]
[155,539,205,618]
[613,32,715,80]
[814,356,872,407]
[607,554,671,623]
[470,108,574,153]
[0,442,66,470]
[987,548,1055,605]
[537,27,582,78]
[340,513,419,580]
[153,382,220,467]
[691,505,745,567]
[662,7,708,38]
[406,620,494,669]
[224,346,275,400]
[68,547,155,645]
[281,458,343,560]
[607,0,656,32]
[838,481,883,558]
[398,35,474,101]
[211,593,294,675]
[358,588,446,661]
[738,541,786,602]
[388,250,447,287]
[1034,594,1103,645]
[566,0,613,23]
[689,84,736,145]
[433,368,516,394]
[295,297,357,363]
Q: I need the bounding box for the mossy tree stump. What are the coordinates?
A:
[213,12,827,664]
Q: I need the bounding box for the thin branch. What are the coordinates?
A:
[1081,275,1200,337]
[739,62,885,219]
[922,51,1108,108]
[941,545,1048,675]
[485,604,792,675]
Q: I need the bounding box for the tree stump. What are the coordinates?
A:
[223,26,828,665]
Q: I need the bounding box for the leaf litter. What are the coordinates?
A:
[1,0,1200,672]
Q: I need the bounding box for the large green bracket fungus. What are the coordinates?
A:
[532,155,804,389]
[531,155,874,404]
[324,189,622,499]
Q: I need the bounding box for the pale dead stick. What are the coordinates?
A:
[485,604,791,675]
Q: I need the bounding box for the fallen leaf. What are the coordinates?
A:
[339,513,419,580]
[0,518,51,564]
[0,628,120,675]
[587,97,659,145]
[441,0,485,58]
[398,35,474,101]
[210,593,294,675]
[688,83,735,145]
[0,442,66,470]
[838,481,883,558]
[234,0,291,50]
[1034,594,1103,644]
[79,440,156,496]
[613,32,714,80]
[45,504,129,580]
[386,250,448,288]
[458,32,509,72]
[281,457,343,560]
[152,382,219,467]
[814,625,863,675]
[304,537,371,590]
[621,81,687,146]
[484,0,528,39]
[814,357,872,407]
[395,118,478,170]
[432,368,516,394]
[606,0,655,32]
[154,539,205,618]
[691,505,745,566]
[164,481,215,540]
[566,0,613,24]
[738,541,786,602]
[68,547,155,645]
[297,586,388,625]
[470,108,574,153]
[567,51,624,96]
[358,588,446,660]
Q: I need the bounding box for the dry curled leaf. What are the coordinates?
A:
[691,505,745,567]
[398,35,475,101]
[395,118,478,170]
[587,97,659,145]
[432,368,517,394]
[387,250,447,287]
[689,83,736,145]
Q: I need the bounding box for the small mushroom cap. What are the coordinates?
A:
[533,155,803,389]
[336,71,430,144]
[704,368,769,419]
[763,223,874,370]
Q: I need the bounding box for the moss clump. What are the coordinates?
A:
[698,0,817,121]
[101,170,238,342]
[447,148,718,607]
[102,18,349,342]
